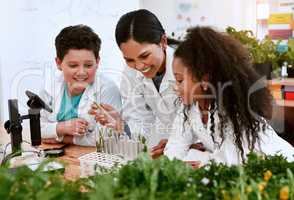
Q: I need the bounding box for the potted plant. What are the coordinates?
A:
[282,39,294,77]
[226,27,280,79]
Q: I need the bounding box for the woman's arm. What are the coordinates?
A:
[120,67,155,137]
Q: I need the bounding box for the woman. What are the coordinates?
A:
[90,9,202,158]
[164,26,294,165]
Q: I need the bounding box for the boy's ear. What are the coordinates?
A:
[96,56,100,66]
[55,57,62,71]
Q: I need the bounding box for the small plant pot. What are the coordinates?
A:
[287,67,294,78]
[253,62,272,80]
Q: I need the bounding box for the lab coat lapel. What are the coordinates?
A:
[78,83,93,114]
[142,47,177,123]
[159,46,175,93]
[47,74,64,121]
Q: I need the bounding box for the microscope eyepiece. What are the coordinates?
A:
[25,90,53,113]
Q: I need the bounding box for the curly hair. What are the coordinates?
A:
[174,26,273,161]
[55,24,101,60]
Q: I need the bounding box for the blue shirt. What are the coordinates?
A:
[57,85,83,121]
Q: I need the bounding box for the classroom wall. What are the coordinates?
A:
[0,0,257,124]
[141,0,257,39]
[0,0,139,123]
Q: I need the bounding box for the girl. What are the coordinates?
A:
[164,26,294,165]
[40,25,121,146]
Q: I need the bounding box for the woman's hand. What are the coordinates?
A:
[150,139,168,159]
[56,118,88,136]
[89,103,124,133]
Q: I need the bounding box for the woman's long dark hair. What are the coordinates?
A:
[174,26,273,161]
[115,9,179,47]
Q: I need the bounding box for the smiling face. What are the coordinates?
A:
[119,38,167,78]
[172,57,203,106]
[56,49,98,96]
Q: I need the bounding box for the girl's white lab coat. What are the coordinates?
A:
[164,103,294,165]
[120,46,178,146]
[40,73,122,146]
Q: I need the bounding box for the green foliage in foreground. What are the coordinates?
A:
[1,153,294,200]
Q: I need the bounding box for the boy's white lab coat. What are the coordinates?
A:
[164,103,294,165]
[40,73,122,146]
[120,47,178,146]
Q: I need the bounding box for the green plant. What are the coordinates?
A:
[226,26,280,72]
[281,39,294,66]
[0,153,293,199]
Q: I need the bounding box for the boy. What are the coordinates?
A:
[40,25,121,146]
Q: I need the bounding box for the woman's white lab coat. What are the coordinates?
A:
[39,73,122,146]
[164,103,294,165]
[120,46,178,146]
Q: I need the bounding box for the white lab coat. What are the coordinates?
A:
[164,103,294,165]
[120,46,178,147]
[39,73,122,146]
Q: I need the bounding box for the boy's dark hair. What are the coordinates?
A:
[55,24,101,60]
[175,26,273,162]
[115,9,179,47]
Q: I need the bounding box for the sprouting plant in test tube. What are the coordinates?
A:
[138,135,147,152]
[96,128,104,152]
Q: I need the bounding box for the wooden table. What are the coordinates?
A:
[0,123,95,180]
[57,145,95,180]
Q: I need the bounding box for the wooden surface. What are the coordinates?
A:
[0,123,95,180]
[57,145,95,180]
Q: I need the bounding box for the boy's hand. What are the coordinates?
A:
[56,118,88,136]
[62,135,74,144]
[89,103,123,133]
[42,138,60,144]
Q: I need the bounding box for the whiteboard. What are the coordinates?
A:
[0,0,139,122]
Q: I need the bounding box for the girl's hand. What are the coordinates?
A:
[56,118,88,136]
[190,142,206,152]
[89,103,124,133]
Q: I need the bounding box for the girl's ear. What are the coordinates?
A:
[55,57,62,71]
[202,74,209,82]
[201,74,209,91]
[160,34,168,50]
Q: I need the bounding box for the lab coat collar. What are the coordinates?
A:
[46,72,96,114]
[142,46,175,93]
[160,46,175,92]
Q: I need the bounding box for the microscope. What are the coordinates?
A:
[2,90,52,165]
